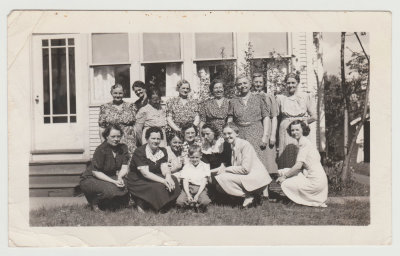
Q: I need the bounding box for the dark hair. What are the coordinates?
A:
[102,124,124,140]
[286,120,310,137]
[167,130,184,145]
[110,83,124,94]
[144,126,164,140]
[188,144,202,157]
[284,72,300,84]
[222,122,240,135]
[181,123,198,136]
[209,78,225,95]
[146,86,162,98]
[201,123,220,138]
[132,80,146,90]
[176,79,191,91]
[235,74,250,85]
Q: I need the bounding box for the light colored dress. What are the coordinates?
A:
[280,137,328,207]
[276,92,316,168]
[215,138,272,197]
[135,104,167,147]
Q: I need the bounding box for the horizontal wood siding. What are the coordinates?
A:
[89,106,101,157]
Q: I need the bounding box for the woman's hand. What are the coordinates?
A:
[216,167,226,175]
[276,176,287,185]
[114,179,125,188]
[260,135,269,150]
[193,194,200,202]
[164,174,175,192]
[269,136,276,147]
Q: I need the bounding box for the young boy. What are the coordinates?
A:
[176,144,212,212]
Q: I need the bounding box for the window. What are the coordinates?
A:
[90,33,131,103]
[194,33,236,100]
[141,33,183,97]
[249,32,289,57]
[41,38,77,123]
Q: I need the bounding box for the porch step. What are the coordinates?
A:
[29,160,89,197]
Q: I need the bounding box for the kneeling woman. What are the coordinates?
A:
[80,125,130,211]
[215,123,272,207]
[276,120,328,207]
[127,127,181,212]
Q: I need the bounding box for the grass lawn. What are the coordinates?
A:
[30,200,370,226]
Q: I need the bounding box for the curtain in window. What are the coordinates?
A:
[93,66,115,102]
[165,63,182,97]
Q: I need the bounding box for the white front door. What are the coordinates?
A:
[31,35,84,151]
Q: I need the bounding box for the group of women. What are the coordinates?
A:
[79,72,328,212]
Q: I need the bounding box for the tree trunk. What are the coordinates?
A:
[341,32,370,181]
[339,32,351,181]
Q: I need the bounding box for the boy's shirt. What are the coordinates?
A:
[180,161,211,186]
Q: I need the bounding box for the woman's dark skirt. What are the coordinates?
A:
[127,175,181,211]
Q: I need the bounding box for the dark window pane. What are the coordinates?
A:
[195,33,234,59]
[53,116,68,123]
[68,47,76,114]
[143,33,181,62]
[249,33,288,57]
[51,39,66,46]
[92,65,131,101]
[70,116,77,123]
[42,48,50,115]
[51,47,68,114]
[68,38,74,46]
[44,117,50,123]
[42,40,49,47]
[92,33,129,64]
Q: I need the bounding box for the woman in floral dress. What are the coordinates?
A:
[199,78,230,136]
[98,84,137,155]
[227,75,271,197]
[166,80,200,135]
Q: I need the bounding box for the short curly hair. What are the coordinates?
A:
[222,122,240,135]
[102,124,124,140]
[286,120,310,137]
[176,79,191,91]
[144,126,164,140]
[181,123,198,136]
[166,130,184,145]
[201,123,220,139]
[209,78,225,96]
[284,72,300,84]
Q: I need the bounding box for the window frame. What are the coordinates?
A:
[192,32,237,62]
[248,32,293,59]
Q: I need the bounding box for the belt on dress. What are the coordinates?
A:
[235,121,259,127]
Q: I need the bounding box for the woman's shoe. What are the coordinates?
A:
[242,195,254,208]
[91,204,100,212]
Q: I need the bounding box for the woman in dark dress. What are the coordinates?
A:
[127,127,181,212]
[80,125,130,211]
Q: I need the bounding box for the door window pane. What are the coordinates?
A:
[92,65,131,102]
[92,33,129,64]
[143,33,181,62]
[249,33,288,57]
[51,47,68,115]
[195,33,234,59]
[69,47,76,114]
[53,116,68,123]
[51,39,66,46]
[42,47,50,115]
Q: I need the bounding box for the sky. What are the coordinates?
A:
[322,32,369,77]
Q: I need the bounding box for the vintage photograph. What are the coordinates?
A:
[7,11,391,246]
[26,30,370,225]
